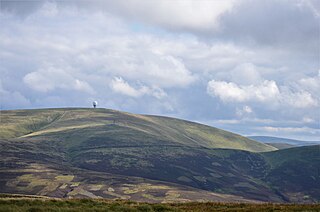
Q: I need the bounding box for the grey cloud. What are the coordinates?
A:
[2,0,318,57]
[0,0,45,16]
[216,0,319,55]
[0,80,31,109]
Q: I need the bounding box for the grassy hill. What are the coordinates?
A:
[249,136,319,146]
[0,108,275,152]
[0,108,318,203]
[266,143,296,150]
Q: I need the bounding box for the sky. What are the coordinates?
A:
[0,0,319,141]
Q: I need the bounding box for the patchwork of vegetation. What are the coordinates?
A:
[0,108,319,204]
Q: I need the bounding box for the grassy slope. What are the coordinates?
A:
[249,136,319,146]
[265,143,295,150]
[0,109,65,139]
[0,108,318,203]
[0,108,275,152]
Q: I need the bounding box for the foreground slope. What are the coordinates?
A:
[1,198,320,212]
[0,108,318,203]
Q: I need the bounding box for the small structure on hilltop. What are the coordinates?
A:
[92,101,98,108]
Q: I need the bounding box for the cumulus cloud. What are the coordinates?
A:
[207,80,280,103]
[236,105,253,117]
[207,79,318,108]
[110,77,166,99]
[23,67,95,94]
[302,117,314,123]
[298,71,320,96]
[107,54,197,88]
[282,89,318,108]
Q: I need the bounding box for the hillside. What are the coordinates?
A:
[0,108,318,203]
[249,136,319,146]
[261,145,320,202]
[266,143,295,150]
[0,108,275,152]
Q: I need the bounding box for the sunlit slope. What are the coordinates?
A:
[266,143,296,150]
[0,108,275,152]
[0,109,65,139]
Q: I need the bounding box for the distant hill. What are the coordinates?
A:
[266,143,296,150]
[248,136,319,146]
[0,108,318,203]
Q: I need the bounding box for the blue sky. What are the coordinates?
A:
[0,0,319,141]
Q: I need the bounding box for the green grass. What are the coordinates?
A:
[0,108,276,152]
[0,109,65,139]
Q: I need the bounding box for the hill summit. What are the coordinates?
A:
[0,108,275,152]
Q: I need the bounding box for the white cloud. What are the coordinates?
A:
[110,77,144,97]
[282,90,318,108]
[298,71,320,96]
[119,55,196,88]
[23,67,95,94]
[207,80,280,103]
[214,119,240,124]
[229,63,263,85]
[302,117,314,123]
[207,79,318,108]
[236,105,253,117]
[259,126,319,134]
[110,77,167,99]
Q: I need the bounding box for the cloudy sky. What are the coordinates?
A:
[1,0,319,141]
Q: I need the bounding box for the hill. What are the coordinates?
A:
[249,136,319,146]
[0,108,275,152]
[0,108,318,203]
[266,143,296,150]
[261,145,320,202]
